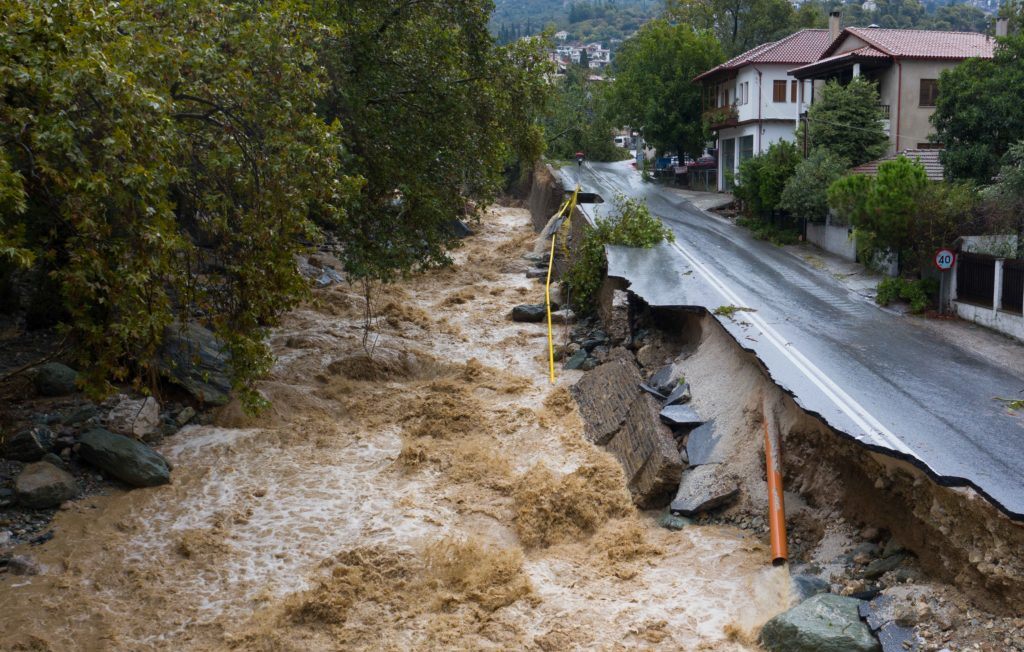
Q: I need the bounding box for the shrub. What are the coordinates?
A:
[566,195,674,311]
[779,149,850,223]
[875,277,938,313]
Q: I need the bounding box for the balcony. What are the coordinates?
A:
[878,104,890,119]
[703,104,739,130]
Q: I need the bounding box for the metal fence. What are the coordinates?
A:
[956,253,995,306]
[1004,260,1024,314]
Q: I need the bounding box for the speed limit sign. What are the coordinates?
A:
[934,248,956,271]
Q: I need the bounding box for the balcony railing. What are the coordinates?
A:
[878,104,890,119]
[703,104,739,130]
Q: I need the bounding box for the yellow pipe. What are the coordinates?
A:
[762,398,788,565]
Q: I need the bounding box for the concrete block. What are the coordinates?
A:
[606,393,684,507]
[571,357,642,445]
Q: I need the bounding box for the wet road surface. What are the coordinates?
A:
[559,160,1024,518]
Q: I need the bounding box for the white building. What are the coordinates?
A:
[694,29,832,191]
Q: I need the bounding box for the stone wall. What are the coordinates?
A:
[527,163,565,233]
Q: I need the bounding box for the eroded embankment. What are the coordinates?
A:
[0,207,789,651]
[624,303,1024,646]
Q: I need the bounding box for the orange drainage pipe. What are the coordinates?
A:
[762,398,788,566]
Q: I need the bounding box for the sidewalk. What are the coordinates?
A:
[660,186,735,212]
[782,241,1024,380]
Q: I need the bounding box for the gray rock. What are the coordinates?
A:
[33,363,78,397]
[580,357,598,371]
[564,349,588,370]
[78,428,170,487]
[64,404,99,425]
[4,426,54,462]
[659,512,693,531]
[686,420,725,466]
[107,395,161,439]
[664,382,691,406]
[446,219,473,238]
[40,453,66,470]
[670,464,739,516]
[550,309,575,325]
[759,594,881,652]
[859,594,921,652]
[525,267,547,279]
[6,555,41,576]
[157,322,232,406]
[792,574,831,602]
[648,364,681,395]
[882,538,906,559]
[0,488,15,508]
[659,404,703,427]
[863,554,906,580]
[14,462,78,509]
[510,304,546,323]
[175,407,196,427]
[315,267,344,288]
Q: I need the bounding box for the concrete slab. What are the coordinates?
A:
[571,357,641,445]
[669,464,739,516]
[606,393,684,507]
[686,420,725,466]
[659,404,703,427]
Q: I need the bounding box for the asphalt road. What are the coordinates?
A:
[559,160,1024,519]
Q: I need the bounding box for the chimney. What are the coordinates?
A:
[829,11,842,42]
[996,17,1009,37]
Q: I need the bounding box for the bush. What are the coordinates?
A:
[736,217,800,246]
[566,195,674,311]
[733,141,800,217]
[875,277,938,313]
[779,149,850,223]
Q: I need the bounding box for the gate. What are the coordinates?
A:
[956,253,995,307]
[1003,259,1024,314]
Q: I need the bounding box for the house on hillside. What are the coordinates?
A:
[694,29,832,191]
[790,22,996,155]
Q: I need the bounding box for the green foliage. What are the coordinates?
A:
[979,140,1024,257]
[0,0,356,403]
[566,195,674,311]
[1,0,549,406]
[932,35,1024,184]
[735,216,801,246]
[779,149,850,223]
[875,277,937,313]
[605,21,724,158]
[803,78,888,167]
[733,141,801,217]
[666,0,821,56]
[544,69,630,162]
[313,0,550,283]
[491,0,660,44]
[829,156,976,272]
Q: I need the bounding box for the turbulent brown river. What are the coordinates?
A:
[1,207,791,651]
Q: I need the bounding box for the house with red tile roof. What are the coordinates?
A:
[790,21,996,155]
[694,29,832,191]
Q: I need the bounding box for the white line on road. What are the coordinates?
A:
[583,162,918,458]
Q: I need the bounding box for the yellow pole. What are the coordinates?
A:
[546,187,580,384]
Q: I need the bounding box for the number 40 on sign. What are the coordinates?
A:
[934,248,956,271]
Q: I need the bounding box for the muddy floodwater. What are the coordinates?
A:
[0,207,791,651]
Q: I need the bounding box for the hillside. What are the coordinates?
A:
[491,0,661,44]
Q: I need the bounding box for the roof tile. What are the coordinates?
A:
[825,27,995,59]
[694,29,831,81]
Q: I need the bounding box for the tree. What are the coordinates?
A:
[779,149,850,223]
[666,0,812,56]
[605,20,723,158]
[926,4,988,32]
[826,156,972,272]
[311,0,550,283]
[803,78,888,167]
[733,141,801,216]
[980,140,1024,257]
[543,70,627,162]
[0,0,357,403]
[932,34,1024,184]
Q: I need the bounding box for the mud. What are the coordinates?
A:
[0,207,783,651]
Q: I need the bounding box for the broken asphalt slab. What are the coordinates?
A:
[685,420,725,466]
[659,404,703,428]
[669,464,739,516]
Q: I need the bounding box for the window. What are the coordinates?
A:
[739,135,754,162]
[773,80,787,102]
[791,80,798,103]
[919,79,938,107]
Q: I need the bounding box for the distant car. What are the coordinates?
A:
[691,155,716,169]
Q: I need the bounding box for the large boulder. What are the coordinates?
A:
[15,461,78,509]
[78,428,170,487]
[4,426,54,462]
[510,304,547,323]
[33,363,78,397]
[157,322,231,405]
[759,594,880,652]
[106,395,161,439]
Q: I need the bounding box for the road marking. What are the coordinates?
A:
[582,162,918,458]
